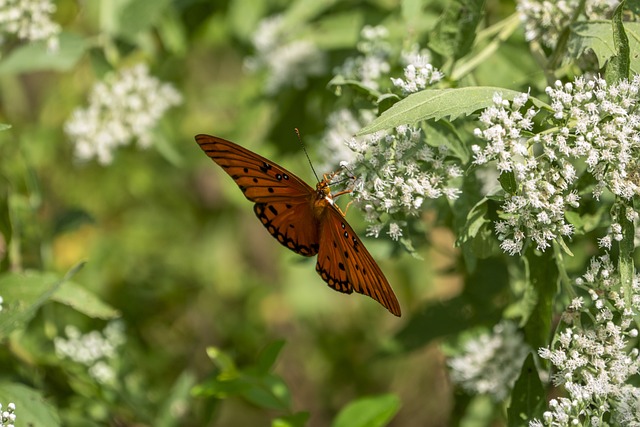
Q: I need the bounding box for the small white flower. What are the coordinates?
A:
[387,222,403,241]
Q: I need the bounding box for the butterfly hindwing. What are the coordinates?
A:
[316,206,401,316]
[254,201,320,256]
[195,134,314,203]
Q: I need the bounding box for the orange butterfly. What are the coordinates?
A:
[195,134,401,317]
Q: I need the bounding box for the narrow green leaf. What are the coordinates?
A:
[191,377,250,398]
[332,394,400,427]
[0,382,60,426]
[507,353,544,426]
[357,88,550,135]
[606,1,630,83]
[254,340,286,375]
[618,202,635,308]
[206,347,238,378]
[522,249,558,352]
[242,374,291,411]
[51,281,120,320]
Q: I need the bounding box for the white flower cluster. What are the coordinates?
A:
[245,14,326,94]
[517,0,620,49]
[65,64,182,165]
[473,76,640,255]
[54,321,126,384]
[334,25,391,91]
[323,28,452,242]
[391,45,444,94]
[473,92,576,254]
[531,254,640,426]
[544,77,640,201]
[0,402,15,427]
[448,321,530,400]
[0,0,60,51]
[340,125,462,240]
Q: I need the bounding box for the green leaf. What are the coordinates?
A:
[0,124,10,131]
[332,394,400,427]
[51,281,120,320]
[191,377,250,398]
[507,353,544,426]
[242,374,291,411]
[499,171,517,193]
[327,75,382,99]
[522,249,558,352]
[429,0,484,60]
[357,88,550,135]
[205,347,238,378]
[0,32,88,75]
[273,412,310,427]
[254,340,285,375]
[0,382,60,426]
[568,22,640,76]
[606,1,630,83]
[0,263,84,338]
[116,0,173,40]
[618,202,635,308]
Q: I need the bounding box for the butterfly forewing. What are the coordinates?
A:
[195,134,314,203]
[316,206,401,316]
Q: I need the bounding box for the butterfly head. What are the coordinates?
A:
[316,180,333,203]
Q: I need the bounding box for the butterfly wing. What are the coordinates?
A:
[254,201,320,256]
[195,134,314,203]
[195,134,320,256]
[316,206,401,316]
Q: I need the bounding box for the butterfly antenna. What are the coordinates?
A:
[295,128,321,182]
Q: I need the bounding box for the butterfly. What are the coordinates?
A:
[195,134,401,316]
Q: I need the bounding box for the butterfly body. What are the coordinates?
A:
[195,134,401,316]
